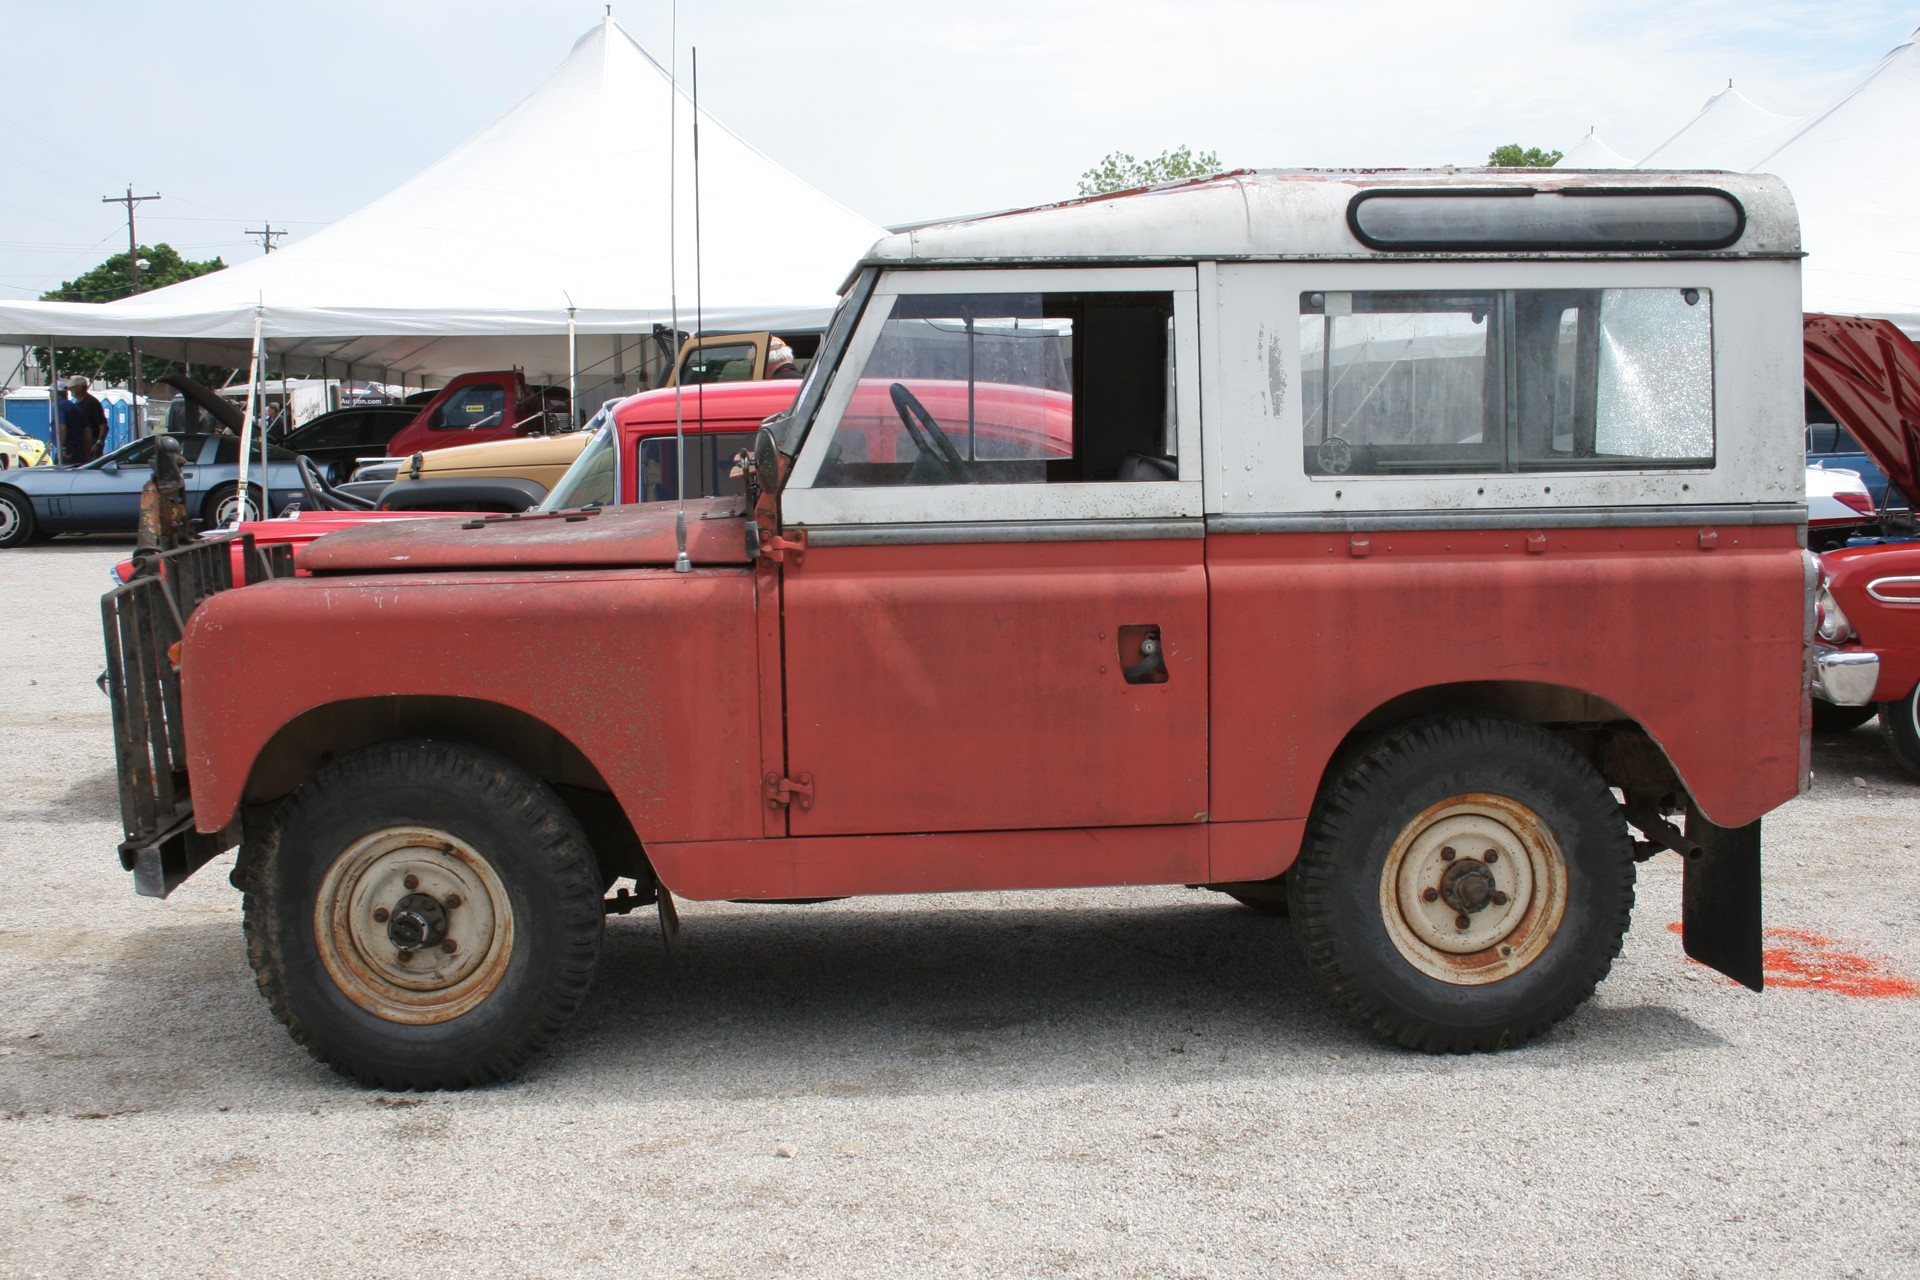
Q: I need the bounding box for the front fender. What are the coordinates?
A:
[180,567,763,842]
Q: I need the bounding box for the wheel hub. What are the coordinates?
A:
[1379,796,1569,985]
[1439,858,1498,914]
[386,893,449,951]
[313,827,514,1025]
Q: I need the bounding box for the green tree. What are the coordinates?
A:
[1486,144,1563,168]
[1078,145,1223,196]
[36,243,232,386]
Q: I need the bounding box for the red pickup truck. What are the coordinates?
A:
[382,371,571,458]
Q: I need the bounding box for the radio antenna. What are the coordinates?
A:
[693,48,707,468]
[669,0,691,573]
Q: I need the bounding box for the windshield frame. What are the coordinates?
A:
[769,268,879,460]
[538,420,618,512]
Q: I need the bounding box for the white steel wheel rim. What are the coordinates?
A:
[215,489,260,524]
[314,826,515,1025]
[1379,795,1568,986]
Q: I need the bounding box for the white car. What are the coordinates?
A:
[1807,463,1877,550]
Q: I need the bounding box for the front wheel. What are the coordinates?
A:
[243,741,604,1088]
[1878,685,1920,778]
[203,482,263,527]
[0,487,34,548]
[1290,715,1635,1053]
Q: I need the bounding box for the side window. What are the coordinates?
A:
[433,385,506,430]
[812,290,1176,488]
[636,431,757,502]
[681,344,757,385]
[1299,287,1713,475]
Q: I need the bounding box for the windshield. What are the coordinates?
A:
[540,423,617,511]
[772,268,877,456]
[0,418,27,440]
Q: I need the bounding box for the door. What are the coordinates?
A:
[776,268,1208,838]
[64,437,167,529]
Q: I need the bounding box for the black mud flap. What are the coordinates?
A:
[1681,807,1763,992]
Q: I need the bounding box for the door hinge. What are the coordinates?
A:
[760,529,807,564]
[764,772,815,811]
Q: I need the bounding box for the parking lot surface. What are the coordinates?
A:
[2,539,1917,1279]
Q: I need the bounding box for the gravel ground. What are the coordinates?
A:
[2,537,1917,1279]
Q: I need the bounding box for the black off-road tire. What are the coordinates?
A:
[242,740,604,1088]
[1812,699,1877,733]
[1877,685,1920,778]
[0,487,34,548]
[1290,715,1635,1053]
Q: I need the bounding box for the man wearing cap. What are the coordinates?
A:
[766,337,802,379]
[64,376,108,462]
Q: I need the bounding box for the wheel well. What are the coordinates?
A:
[240,696,649,885]
[1324,681,1684,806]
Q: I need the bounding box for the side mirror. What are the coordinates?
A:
[102,461,120,473]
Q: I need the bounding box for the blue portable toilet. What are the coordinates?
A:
[96,389,143,452]
[2,388,59,447]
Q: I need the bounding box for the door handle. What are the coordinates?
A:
[1118,624,1167,684]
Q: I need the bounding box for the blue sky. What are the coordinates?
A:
[0,1,1912,301]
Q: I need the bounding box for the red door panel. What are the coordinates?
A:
[781,538,1208,836]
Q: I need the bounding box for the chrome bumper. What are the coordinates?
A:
[1812,644,1881,706]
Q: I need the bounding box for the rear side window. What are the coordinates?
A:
[636,431,756,502]
[1299,287,1713,476]
[681,344,757,385]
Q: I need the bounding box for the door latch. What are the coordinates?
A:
[764,772,815,811]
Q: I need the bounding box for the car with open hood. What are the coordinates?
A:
[1804,314,1920,770]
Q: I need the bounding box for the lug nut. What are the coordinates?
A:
[1422,887,1440,903]
[396,948,414,963]
[403,874,420,890]
[1485,849,1499,863]
[442,939,459,954]
[372,907,390,923]
[444,893,462,909]
[1455,914,1472,930]
[1440,846,1456,861]
[1492,890,1510,906]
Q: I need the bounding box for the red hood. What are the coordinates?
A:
[298,496,752,575]
[1804,314,1920,502]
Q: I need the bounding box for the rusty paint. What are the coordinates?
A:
[1667,922,1917,996]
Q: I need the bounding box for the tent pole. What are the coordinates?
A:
[567,303,578,430]
[235,309,264,528]
[47,340,59,465]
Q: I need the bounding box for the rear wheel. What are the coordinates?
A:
[243,740,604,1088]
[1290,715,1635,1052]
[0,487,34,548]
[203,482,263,527]
[1812,699,1877,733]
[1878,685,1920,778]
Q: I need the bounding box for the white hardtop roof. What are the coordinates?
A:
[865,168,1798,266]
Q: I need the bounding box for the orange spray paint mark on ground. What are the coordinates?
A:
[1667,923,1918,997]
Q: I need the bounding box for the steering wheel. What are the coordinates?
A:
[295,453,376,512]
[888,382,971,484]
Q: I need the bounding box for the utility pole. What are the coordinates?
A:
[103,185,160,414]
[247,223,286,253]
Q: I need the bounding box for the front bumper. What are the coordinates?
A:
[1812,643,1881,705]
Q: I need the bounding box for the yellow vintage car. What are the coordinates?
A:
[0,418,50,470]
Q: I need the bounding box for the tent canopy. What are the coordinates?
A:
[0,18,884,386]
[1559,28,1920,335]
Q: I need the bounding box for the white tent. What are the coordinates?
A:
[1638,85,1806,172]
[0,17,884,389]
[1562,27,1920,335]
[1750,31,1920,330]
[1559,129,1634,169]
